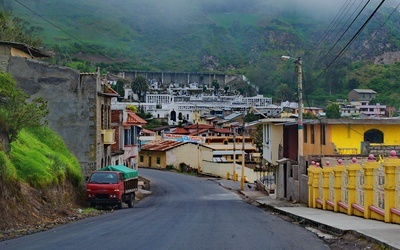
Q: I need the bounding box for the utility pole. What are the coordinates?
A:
[232,126,236,181]
[241,110,246,190]
[295,57,303,159]
[281,56,303,159]
[282,55,303,202]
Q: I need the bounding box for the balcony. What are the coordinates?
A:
[101,129,115,144]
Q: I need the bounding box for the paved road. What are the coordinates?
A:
[0,169,329,250]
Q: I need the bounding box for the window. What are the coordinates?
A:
[311,124,315,144]
[140,155,143,162]
[266,124,270,144]
[156,157,161,164]
[321,124,326,145]
[303,124,308,143]
[124,126,138,146]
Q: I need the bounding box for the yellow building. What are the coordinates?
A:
[303,118,400,158]
[138,140,213,170]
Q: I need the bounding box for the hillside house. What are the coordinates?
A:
[348,89,377,103]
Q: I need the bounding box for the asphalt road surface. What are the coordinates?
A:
[0,169,329,250]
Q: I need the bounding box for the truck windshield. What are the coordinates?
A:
[89,172,118,184]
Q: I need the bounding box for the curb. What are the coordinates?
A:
[239,191,397,250]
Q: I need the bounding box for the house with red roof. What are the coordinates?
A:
[111,109,147,169]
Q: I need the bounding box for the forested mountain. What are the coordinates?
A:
[3,0,400,108]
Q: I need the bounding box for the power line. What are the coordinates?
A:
[315,0,370,66]
[315,0,352,47]
[13,0,117,63]
[314,0,387,80]
[354,1,400,60]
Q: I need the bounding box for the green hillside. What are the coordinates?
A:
[5,0,400,108]
[2,126,83,188]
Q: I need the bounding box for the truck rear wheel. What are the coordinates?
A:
[127,193,134,208]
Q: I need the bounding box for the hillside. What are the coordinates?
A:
[0,127,87,233]
[5,0,400,108]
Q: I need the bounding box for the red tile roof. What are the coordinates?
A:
[213,128,233,134]
[103,84,120,97]
[172,127,190,134]
[184,124,214,129]
[189,128,208,136]
[140,140,185,151]
[122,111,147,126]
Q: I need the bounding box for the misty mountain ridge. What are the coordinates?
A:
[5,0,400,107]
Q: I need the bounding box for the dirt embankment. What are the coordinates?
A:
[0,176,150,241]
[0,177,102,240]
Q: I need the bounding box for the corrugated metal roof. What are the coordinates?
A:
[353,89,377,94]
[0,41,50,58]
[224,112,242,120]
[140,140,186,151]
[213,150,243,155]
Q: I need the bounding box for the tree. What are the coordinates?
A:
[244,112,259,122]
[0,73,48,151]
[112,80,125,101]
[326,103,341,119]
[249,124,263,152]
[303,112,318,119]
[224,86,229,94]
[0,11,42,47]
[212,79,220,94]
[275,83,293,102]
[131,75,148,102]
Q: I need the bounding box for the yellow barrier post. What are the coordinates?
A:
[307,161,316,207]
[312,163,322,208]
[363,154,379,219]
[322,161,333,210]
[347,157,361,216]
[333,159,346,212]
[383,150,400,223]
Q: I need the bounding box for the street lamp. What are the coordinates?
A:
[281,55,303,160]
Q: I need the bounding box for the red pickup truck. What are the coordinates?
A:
[86,165,138,209]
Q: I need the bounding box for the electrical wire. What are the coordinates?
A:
[315,0,370,66]
[353,0,400,60]
[314,0,387,80]
[13,0,118,63]
[315,0,352,47]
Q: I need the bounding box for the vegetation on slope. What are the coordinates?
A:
[4,1,400,109]
[0,71,84,231]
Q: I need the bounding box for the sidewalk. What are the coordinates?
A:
[216,179,400,250]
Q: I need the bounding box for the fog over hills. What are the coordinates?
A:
[4,0,400,106]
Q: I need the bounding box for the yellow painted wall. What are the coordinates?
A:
[330,124,400,154]
[138,150,166,168]
[303,124,334,157]
[11,47,32,58]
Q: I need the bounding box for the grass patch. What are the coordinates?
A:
[9,126,83,188]
[0,151,17,181]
